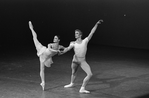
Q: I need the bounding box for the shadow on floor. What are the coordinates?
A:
[134,94,149,98]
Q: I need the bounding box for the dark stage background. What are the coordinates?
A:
[0,0,149,50]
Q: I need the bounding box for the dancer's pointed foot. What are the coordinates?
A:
[79,87,90,94]
[40,82,45,91]
[64,83,74,88]
[29,21,33,29]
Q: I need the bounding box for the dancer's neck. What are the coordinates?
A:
[76,38,82,43]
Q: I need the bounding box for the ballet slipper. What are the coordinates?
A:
[40,82,45,90]
[79,87,90,94]
[64,83,74,88]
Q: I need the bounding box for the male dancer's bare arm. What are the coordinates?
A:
[87,19,103,41]
[59,42,74,55]
[58,45,65,51]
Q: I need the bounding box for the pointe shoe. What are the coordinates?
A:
[79,87,90,94]
[64,83,74,88]
[40,82,45,90]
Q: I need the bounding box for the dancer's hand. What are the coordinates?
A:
[97,19,103,24]
[29,21,33,30]
[58,50,64,55]
[57,50,61,53]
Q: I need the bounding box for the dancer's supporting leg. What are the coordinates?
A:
[64,62,79,88]
[79,61,92,93]
[40,60,45,90]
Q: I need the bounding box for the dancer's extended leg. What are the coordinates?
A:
[79,61,92,93]
[64,62,79,88]
[29,21,43,52]
[40,61,45,90]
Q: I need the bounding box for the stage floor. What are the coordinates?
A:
[0,45,149,98]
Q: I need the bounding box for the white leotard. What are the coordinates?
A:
[71,37,89,58]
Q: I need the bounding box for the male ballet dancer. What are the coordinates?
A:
[29,21,64,90]
[60,20,103,93]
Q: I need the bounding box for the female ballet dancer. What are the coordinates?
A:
[29,21,64,90]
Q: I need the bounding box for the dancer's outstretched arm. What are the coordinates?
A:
[87,19,103,41]
[58,45,65,51]
[59,42,74,55]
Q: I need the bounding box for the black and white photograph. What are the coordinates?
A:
[0,0,149,98]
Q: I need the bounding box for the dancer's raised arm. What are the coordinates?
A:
[87,19,103,41]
